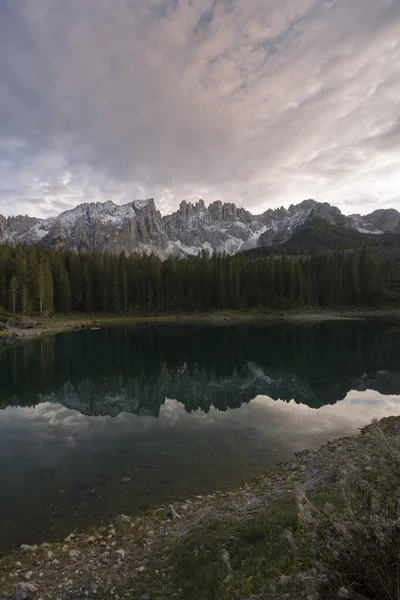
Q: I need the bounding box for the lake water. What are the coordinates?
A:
[1,321,400,551]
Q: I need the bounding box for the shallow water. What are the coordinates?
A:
[1,322,400,551]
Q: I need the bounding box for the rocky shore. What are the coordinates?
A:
[2,307,400,342]
[1,416,399,600]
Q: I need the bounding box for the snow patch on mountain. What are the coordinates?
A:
[0,197,397,258]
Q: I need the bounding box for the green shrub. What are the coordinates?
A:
[279,421,400,600]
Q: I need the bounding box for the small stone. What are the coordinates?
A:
[47,551,54,560]
[15,562,21,568]
[51,559,59,566]
[24,572,33,581]
[64,534,75,542]
[100,551,110,561]
[69,550,81,560]
[86,536,96,544]
[138,566,146,572]
[15,582,38,600]
[115,549,126,560]
[160,529,170,536]
[121,477,131,483]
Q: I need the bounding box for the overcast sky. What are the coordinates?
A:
[0,0,399,218]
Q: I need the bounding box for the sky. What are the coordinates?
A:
[0,0,399,219]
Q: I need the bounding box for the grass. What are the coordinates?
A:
[167,489,346,600]
[168,501,309,600]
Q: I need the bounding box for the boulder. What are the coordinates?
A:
[20,545,37,552]
[15,583,38,600]
[166,504,181,520]
[7,318,38,329]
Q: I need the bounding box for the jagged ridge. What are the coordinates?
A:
[0,198,397,258]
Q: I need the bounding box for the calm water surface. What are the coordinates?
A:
[1,322,400,551]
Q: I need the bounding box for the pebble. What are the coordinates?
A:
[121,477,131,483]
[69,550,81,560]
[24,572,33,581]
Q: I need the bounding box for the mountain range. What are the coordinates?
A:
[1,198,399,258]
[2,322,400,416]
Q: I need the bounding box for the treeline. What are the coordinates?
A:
[0,243,388,315]
[241,218,400,259]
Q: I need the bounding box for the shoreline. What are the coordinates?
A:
[1,416,399,599]
[1,307,400,340]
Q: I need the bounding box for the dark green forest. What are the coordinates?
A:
[241,217,400,258]
[0,241,394,315]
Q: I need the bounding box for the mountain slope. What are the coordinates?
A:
[1,197,400,258]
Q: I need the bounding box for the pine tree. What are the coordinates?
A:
[9,275,18,314]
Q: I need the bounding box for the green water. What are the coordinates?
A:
[0,322,400,551]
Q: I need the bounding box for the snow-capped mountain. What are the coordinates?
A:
[0,198,399,257]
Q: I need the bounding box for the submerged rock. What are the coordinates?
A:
[12,330,40,339]
[115,514,130,524]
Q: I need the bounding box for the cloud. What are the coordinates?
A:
[0,0,399,217]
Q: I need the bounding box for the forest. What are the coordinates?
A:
[0,242,391,315]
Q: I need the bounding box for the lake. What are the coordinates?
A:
[1,321,400,552]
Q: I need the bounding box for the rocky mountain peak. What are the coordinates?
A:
[1,198,400,258]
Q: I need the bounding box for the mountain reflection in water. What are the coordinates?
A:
[1,322,400,415]
[1,321,400,552]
